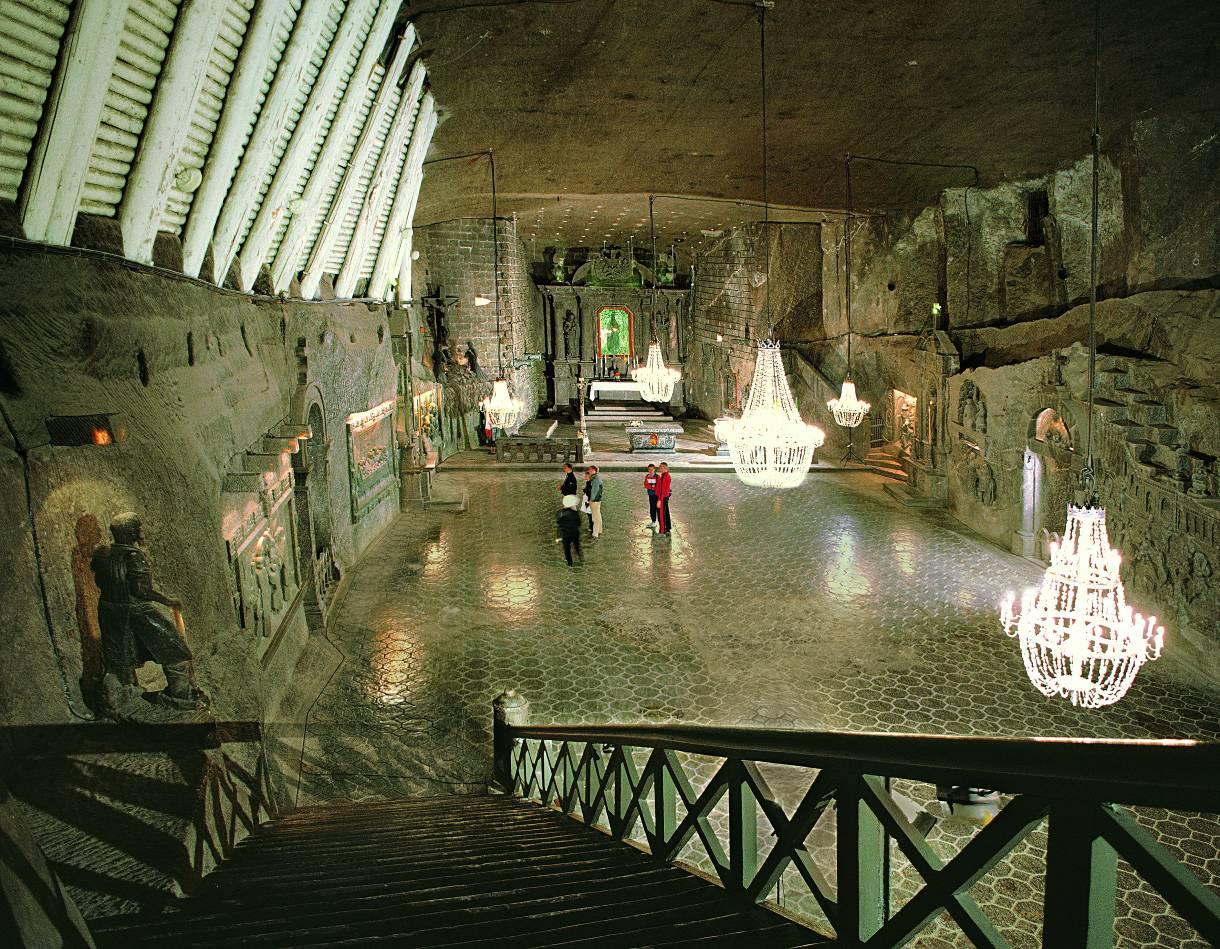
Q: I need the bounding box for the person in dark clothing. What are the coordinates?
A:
[656,462,673,535]
[644,464,659,528]
[556,494,583,565]
[560,462,578,497]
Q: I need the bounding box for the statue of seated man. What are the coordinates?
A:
[90,512,208,720]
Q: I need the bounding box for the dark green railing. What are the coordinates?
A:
[492,700,1220,948]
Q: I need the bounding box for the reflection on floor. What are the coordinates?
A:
[299,470,1220,948]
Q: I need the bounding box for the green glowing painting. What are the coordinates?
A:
[597,307,632,357]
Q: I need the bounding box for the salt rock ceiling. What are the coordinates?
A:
[413,0,1218,249]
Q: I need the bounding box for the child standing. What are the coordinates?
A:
[556,494,583,565]
[643,464,659,528]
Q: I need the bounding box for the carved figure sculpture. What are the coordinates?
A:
[90,513,208,720]
[975,462,997,505]
[552,250,566,284]
[562,310,577,358]
[464,340,482,378]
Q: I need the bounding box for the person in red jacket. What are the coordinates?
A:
[655,462,673,535]
[643,464,659,528]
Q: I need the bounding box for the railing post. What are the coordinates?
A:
[837,774,887,945]
[654,752,675,855]
[728,759,758,896]
[1044,803,1117,949]
[492,689,529,793]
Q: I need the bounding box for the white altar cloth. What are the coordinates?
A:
[589,380,643,401]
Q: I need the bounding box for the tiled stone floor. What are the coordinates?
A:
[298,470,1220,947]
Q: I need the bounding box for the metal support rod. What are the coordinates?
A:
[757,3,772,338]
[845,155,853,372]
[1084,0,1101,495]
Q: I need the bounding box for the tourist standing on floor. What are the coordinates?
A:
[586,465,604,538]
[581,468,593,532]
[560,462,578,497]
[643,464,659,528]
[556,494,583,566]
[656,462,673,535]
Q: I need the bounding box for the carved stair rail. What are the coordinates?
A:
[497,721,1220,947]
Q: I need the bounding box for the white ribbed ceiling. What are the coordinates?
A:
[0,0,435,301]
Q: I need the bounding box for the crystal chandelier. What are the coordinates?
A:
[722,7,823,489]
[728,341,825,489]
[999,2,1163,708]
[828,156,870,430]
[828,377,870,428]
[479,150,526,433]
[632,341,681,402]
[482,377,524,430]
[1000,506,1163,708]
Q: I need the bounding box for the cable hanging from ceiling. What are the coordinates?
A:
[631,195,682,403]
[827,155,871,433]
[477,149,527,431]
[1000,0,1162,709]
[722,0,825,490]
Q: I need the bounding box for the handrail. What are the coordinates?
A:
[505,723,1220,811]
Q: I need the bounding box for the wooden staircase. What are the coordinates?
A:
[90,796,821,947]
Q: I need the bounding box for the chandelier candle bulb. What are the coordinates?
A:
[828,377,871,428]
[999,505,1164,709]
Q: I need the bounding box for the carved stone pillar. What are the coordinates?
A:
[907,330,959,501]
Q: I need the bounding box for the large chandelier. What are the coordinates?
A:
[999,1,1163,708]
[829,156,870,430]
[1000,506,1163,708]
[632,341,681,402]
[728,341,825,489]
[482,378,524,430]
[828,377,870,428]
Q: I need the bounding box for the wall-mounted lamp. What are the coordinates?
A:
[473,295,492,307]
[46,414,127,447]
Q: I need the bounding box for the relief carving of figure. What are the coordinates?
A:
[256,531,285,615]
[464,340,482,378]
[975,462,997,505]
[90,513,208,721]
[562,310,577,359]
[551,249,567,284]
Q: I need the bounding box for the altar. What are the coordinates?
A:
[626,420,684,452]
[589,380,644,402]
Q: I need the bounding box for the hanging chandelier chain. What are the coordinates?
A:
[649,193,659,343]
[756,2,772,337]
[1085,0,1101,488]
[844,155,853,370]
[489,148,505,377]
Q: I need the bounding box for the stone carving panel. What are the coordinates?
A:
[347,400,399,521]
[227,467,301,645]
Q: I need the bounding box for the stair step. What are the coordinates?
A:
[92,796,824,947]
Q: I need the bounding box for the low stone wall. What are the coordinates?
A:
[496,436,583,464]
